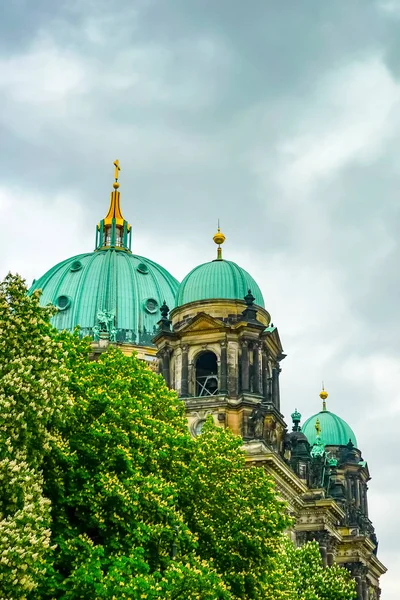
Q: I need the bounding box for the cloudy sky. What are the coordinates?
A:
[1,0,399,595]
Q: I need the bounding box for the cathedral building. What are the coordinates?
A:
[30,163,386,599]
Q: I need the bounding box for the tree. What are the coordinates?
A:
[39,344,290,598]
[0,274,356,599]
[263,537,356,600]
[39,343,355,599]
[0,274,71,598]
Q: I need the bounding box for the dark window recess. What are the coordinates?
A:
[196,351,219,397]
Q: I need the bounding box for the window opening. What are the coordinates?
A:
[196,351,219,396]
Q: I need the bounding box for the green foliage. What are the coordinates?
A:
[0,274,72,598]
[263,537,356,600]
[0,274,357,600]
[0,274,71,465]
[177,419,290,598]
[39,344,231,598]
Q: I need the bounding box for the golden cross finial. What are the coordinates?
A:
[315,418,321,437]
[113,160,121,189]
[114,159,120,180]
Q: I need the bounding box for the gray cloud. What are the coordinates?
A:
[1,1,399,596]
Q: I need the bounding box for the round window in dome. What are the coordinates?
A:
[137,263,149,274]
[56,295,71,311]
[70,260,83,272]
[144,298,158,314]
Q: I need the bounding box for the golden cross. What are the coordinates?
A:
[315,418,321,437]
[113,159,121,181]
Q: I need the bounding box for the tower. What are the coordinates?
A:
[154,225,287,448]
[153,228,386,600]
[298,390,385,599]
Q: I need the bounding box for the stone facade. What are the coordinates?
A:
[153,294,386,600]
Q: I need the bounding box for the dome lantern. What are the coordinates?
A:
[95,160,132,252]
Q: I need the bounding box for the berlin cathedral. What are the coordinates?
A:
[29,162,386,599]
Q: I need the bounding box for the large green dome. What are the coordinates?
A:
[29,251,179,346]
[176,259,264,307]
[302,410,358,448]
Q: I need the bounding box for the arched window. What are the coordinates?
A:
[195,351,219,397]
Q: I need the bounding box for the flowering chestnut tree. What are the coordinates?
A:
[0,274,356,599]
[0,274,71,598]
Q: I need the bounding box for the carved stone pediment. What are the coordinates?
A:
[179,312,227,333]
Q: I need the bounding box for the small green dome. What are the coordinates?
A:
[302,410,358,448]
[29,250,179,346]
[176,260,264,307]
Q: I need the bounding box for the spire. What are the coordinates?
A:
[319,383,328,411]
[213,220,226,260]
[95,160,132,252]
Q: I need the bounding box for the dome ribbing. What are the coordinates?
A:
[176,260,264,308]
[29,251,178,346]
[302,410,358,448]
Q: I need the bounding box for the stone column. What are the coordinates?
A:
[361,578,368,600]
[180,345,189,397]
[271,365,280,411]
[241,340,250,393]
[364,484,369,517]
[252,343,260,394]
[315,532,329,568]
[361,566,369,600]
[354,476,360,508]
[327,538,337,567]
[348,564,363,600]
[162,348,171,388]
[355,575,363,600]
[347,476,353,502]
[262,347,269,402]
[220,341,228,394]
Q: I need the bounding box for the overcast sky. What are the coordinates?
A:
[1,0,399,596]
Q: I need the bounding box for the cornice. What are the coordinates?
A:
[244,441,308,496]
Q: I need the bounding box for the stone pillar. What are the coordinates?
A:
[241,340,250,393]
[347,476,353,502]
[361,577,368,600]
[348,564,363,600]
[315,532,329,567]
[162,348,171,388]
[271,365,280,410]
[262,348,269,402]
[180,345,189,397]
[355,576,363,600]
[327,538,337,567]
[220,341,228,394]
[252,343,260,394]
[364,484,369,517]
[354,476,360,508]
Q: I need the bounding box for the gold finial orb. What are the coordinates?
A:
[113,182,120,189]
[213,227,226,246]
[320,389,328,401]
